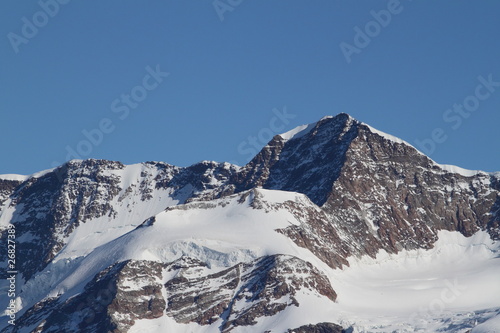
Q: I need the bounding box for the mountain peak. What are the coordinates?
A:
[278,113,354,142]
[1,113,500,332]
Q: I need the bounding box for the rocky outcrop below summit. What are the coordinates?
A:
[7,255,335,333]
[11,260,165,333]
[165,255,336,332]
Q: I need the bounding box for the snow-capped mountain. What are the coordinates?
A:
[0,113,499,332]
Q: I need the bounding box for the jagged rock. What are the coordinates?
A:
[8,260,165,333]
[287,322,344,333]
[165,255,336,331]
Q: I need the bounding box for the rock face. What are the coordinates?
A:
[287,322,344,333]
[7,255,334,333]
[0,113,498,332]
[326,123,500,253]
[165,255,335,332]
[13,260,165,333]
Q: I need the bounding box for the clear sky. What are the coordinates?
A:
[1,1,499,175]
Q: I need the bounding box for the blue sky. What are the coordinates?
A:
[1,0,499,175]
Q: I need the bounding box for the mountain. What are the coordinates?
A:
[0,113,499,332]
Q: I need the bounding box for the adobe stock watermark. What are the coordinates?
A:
[408,278,467,326]
[51,65,169,177]
[213,0,244,22]
[414,74,499,156]
[7,0,70,54]
[230,106,296,165]
[339,0,410,64]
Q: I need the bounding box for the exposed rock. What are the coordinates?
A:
[287,322,344,333]
[0,179,22,211]
[165,255,336,331]
[9,260,165,333]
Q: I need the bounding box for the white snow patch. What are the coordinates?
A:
[0,174,28,181]
[279,122,317,141]
[254,188,311,205]
[438,164,488,177]
[472,314,500,333]
[0,166,56,182]
[328,230,500,332]
[29,167,57,179]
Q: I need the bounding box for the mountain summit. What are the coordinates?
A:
[1,114,499,332]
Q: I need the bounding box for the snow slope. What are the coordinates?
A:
[0,166,56,182]
[331,230,500,332]
[32,190,316,304]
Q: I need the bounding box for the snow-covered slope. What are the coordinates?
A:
[332,230,500,332]
[1,113,499,333]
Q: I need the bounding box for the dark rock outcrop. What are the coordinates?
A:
[8,260,165,333]
[287,322,344,333]
[165,255,336,332]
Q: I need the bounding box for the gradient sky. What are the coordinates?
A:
[1,1,499,175]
